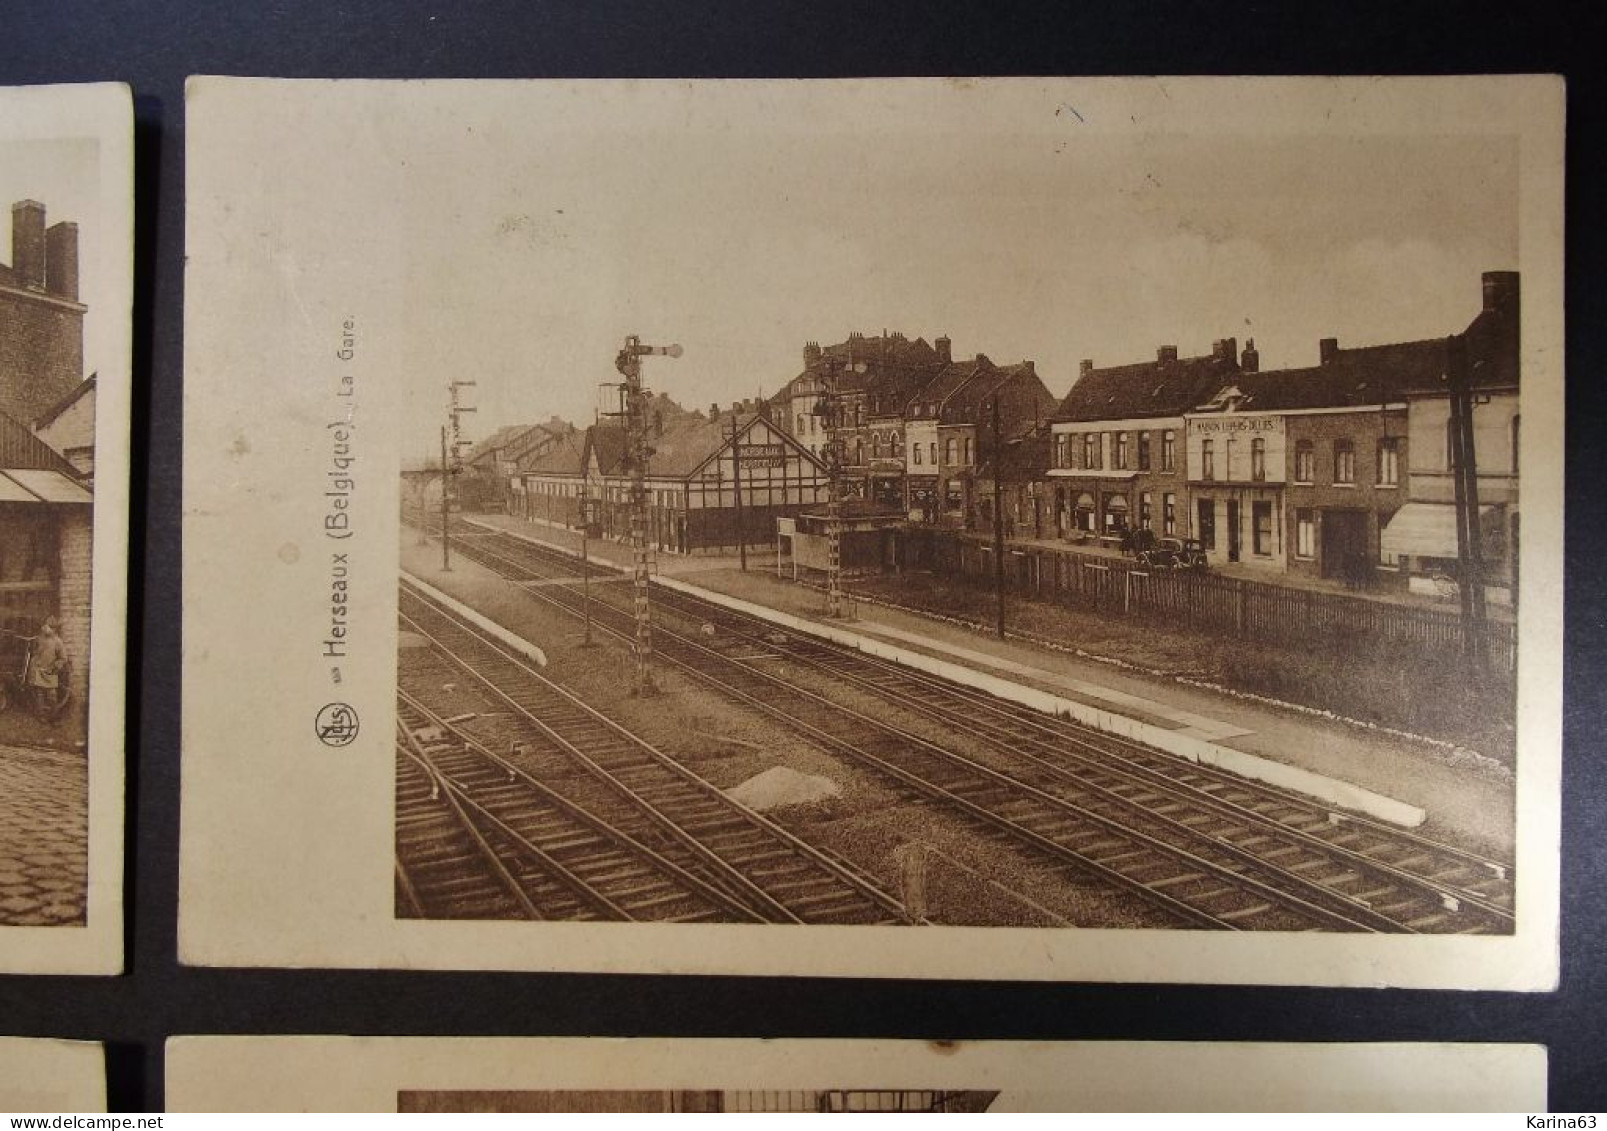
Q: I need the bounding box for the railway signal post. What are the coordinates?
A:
[612,334,682,696]
[815,357,847,618]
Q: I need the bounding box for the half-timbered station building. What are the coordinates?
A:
[1047,339,1243,546]
[518,409,831,556]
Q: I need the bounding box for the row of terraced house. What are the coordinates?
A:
[482,268,1519,601]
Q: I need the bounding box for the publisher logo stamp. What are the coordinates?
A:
[315,702,360,747]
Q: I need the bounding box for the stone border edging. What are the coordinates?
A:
[401,570,549,669]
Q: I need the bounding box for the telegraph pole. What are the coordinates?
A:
[818,357,846,618]
[439,425,451,572]
[991,395,1007,640]
[1446,334,1488,671]
[611,335,682,696]
[729,411,747,571]
[443,380,477,572]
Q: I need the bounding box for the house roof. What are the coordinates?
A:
[519,428,586,477]
[0,410,87,496]
[465,424,541,466]
[585,422,627,476]
[1195,338,1443,413]
[1054,351,1236,423]
[33,374,95,430]
[977,428,1053,482]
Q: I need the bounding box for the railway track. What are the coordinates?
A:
[411,515,1517,934]
[397,580,905,926]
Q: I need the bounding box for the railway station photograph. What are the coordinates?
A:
[0,144,102,929]
[382,81,1551,947]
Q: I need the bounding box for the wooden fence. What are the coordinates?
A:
[901,530,1517,674]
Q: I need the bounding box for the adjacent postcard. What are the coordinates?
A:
[181,77,1563,986]
[0,84,130,974]
[0,1038,106,1112]
[164,1037,1547,1113]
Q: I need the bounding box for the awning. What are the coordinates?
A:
[0,468,92,505]
[1380,502,1498,559]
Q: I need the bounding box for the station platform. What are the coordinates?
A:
[458,512,1514,856]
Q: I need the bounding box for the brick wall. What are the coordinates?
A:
[0,288,84,423]
[56,507,92,707]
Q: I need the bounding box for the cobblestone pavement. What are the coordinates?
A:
[0,743,87,925]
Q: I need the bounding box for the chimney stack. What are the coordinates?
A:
[1319,338,1339,365]
[709,401,720,420]
[935,335,952,364]
[1241,338,1259,373]
[1211,337,1237,363]
[11,200,46,290]
[1482,270,1520,315]
[1079,359,1094,377]
[45,221,79,300]
[803,341,822,367]
[1157,345,1178,364]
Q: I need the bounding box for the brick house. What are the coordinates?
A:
[0,201,84,426]
[1382,272,1521,602]
[1048,340,1244,545]
[1186,337,1420,580]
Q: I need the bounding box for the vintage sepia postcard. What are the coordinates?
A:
[0,1038,106,1112]
[181,76,1563,986]
[0,84,130,974]
[164,1036,1548,1112]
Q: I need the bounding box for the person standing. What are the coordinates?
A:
[27,616,69,717]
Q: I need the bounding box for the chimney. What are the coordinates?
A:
[1211,337,1237,363]
[45,221,78,300]
[1157,345,1178,364]
[803,341,822,367]
[847,330,864,341]
[1319,338,1339,365]
[1482,270,1520,315]
[1022,359,1035,376]
[935,335,952,364]
[709,401,720,420]
[1241,338,1259,373]
[1079,359,1094,377]
[11,200,46,290]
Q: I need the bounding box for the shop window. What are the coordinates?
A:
[1377,437,1399,486]
[1335,439,1356,484]
[1295,508,1315,559]
[1252,500,1273,556]
[1294,440,1314,483]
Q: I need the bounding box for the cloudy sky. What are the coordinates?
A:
[397,82,1517,454]
[0,137,108,382]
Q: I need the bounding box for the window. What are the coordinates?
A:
[1294,440,1314,483]
[853,439,863,465]
[1137,431,1152,471]
[929,441,937,465]
[796,414,805,434]
[1335,439,1356,484]
[1202,439,1215,480]
[1377,437,1399,487]
[1083,433,1099,469]
[1197,498,1215,549]
[1140,491,1153,529]
[871,436,881,460]
[963,437,973,464]
[1163,493,1176,535]
[1252,501,1273,556]
[1225,439,1237,482]
[1295,508,1315,559]
[1115,432,1130,469]
[1055,434,1069,468]
[1251,437,1266,482]
[1162,430,1176,471]
[944,437,957,464]
[913,444,923,466]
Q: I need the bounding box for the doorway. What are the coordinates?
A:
[1226,499,1241,562]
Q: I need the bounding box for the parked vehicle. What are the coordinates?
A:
[1138,536,1208,571]
[0,629,73,722]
